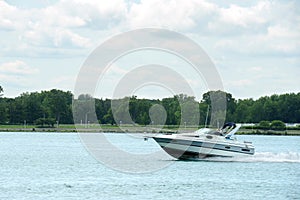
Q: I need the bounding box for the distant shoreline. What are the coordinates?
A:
[0,125,300,136]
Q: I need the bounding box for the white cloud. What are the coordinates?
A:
[34,0,128,30]
[214,1,299,56]
[0,1,20,30]
[265,24,300,54]
[1,0,299,99]
[0,60,39,95]
[1,0,299,56]
[0,60,39,75]
[217,2,270,28]
[37,5,86,28]
[0,0,130,56]
[268,25,298,38]
[127,0,216,30]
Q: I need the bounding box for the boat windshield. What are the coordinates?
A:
[195,128,222,136]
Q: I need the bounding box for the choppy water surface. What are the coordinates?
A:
[0,132,299,200]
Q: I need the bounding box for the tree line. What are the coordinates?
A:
[0,88,299,126]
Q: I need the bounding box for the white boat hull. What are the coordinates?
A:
[153,135,254,160]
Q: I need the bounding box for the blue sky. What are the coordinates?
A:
[0,0,299,99]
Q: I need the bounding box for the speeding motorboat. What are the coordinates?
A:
[151,122,254,160]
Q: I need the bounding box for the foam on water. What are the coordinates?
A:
[205,152,300,163]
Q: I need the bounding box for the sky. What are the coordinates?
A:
[0,0,299,100]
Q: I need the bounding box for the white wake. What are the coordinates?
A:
[205,152,300,163]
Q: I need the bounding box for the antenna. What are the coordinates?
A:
[204,105,210,128]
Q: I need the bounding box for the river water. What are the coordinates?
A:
[0,132,299,200]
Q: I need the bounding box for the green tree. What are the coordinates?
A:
[73,93,95,124]
[162,96,180,125]
[112,97,132,124]
[199,102,209,126]
[22,92,44,124]
[101,99,113,124]
[234,99,254,123]
[201,90,231,127]
[249,99,264,123]
[8,98,24,124]
[43,89,73,124]
[95,98,107,124]
[134,98,152,125]
[149,104,167,125]
[177,94,200,126]
[103,108,115,125]
[283,93,300,123]
[0,98,8,123]
[270,120,286,130]
[258,120,270,130]
[1,88,300,126]
[129,96,138,123]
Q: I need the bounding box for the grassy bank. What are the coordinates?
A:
[1,124,300,135]
[237,128,300,136]
[0,124,172,133]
